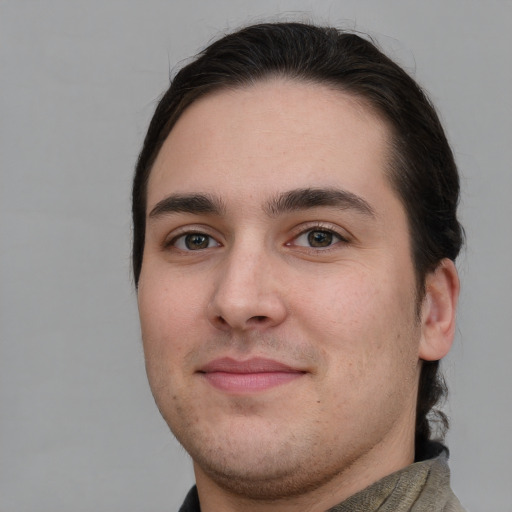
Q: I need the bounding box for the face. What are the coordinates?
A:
[138,80,425,501]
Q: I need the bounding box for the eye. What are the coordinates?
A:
[172,232,220,251]
[293,228,344,249]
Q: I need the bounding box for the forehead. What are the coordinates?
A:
[147,79,394,212]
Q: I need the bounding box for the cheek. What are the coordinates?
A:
[139,261,206,325]
[137,277,197,407]
[303,273,420,433]
[137,269,203,364]
[295,265,418,372]
[295,266,382,337]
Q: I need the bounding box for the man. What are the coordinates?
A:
[132,23,465,511]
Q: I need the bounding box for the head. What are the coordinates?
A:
[133,22,462,500]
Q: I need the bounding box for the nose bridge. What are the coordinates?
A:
[208,233,286,330]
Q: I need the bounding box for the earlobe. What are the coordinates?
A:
[419,259,460,361]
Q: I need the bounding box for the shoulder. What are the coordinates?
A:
[178,486,200,512]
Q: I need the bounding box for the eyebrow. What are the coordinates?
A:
[265,187,376,218]
[148,187,375,220]
[149,193,225,219]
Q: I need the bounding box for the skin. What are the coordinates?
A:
[137,80,459,512]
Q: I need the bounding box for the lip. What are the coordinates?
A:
[198,357,306,393]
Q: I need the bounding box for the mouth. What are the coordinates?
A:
[198,357,306,393]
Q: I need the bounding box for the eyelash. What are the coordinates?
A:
[165,229,221,251]
[287,224,349,252]
[165,223,349,253]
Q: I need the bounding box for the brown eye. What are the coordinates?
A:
[292,228,344,249]
[307,230,334,247]
[185,234,210,250]
[171,233,219,251]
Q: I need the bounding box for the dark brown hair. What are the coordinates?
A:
[132,22,463,449]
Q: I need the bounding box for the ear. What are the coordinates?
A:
[419,258,460,361]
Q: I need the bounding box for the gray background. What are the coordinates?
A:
[1,1,511,511]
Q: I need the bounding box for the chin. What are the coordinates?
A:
[177,418,359,501]
[194,448,346,501]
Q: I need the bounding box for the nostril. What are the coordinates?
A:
[216,316,228,326]
[250,315,268,323]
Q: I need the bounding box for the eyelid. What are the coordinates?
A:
[175,234,220,251]
[289,222,351,241]
[162,225,223,250]
[286,222,351,250]
[160,222,351,252]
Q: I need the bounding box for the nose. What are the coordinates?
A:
[207,244,287,332]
